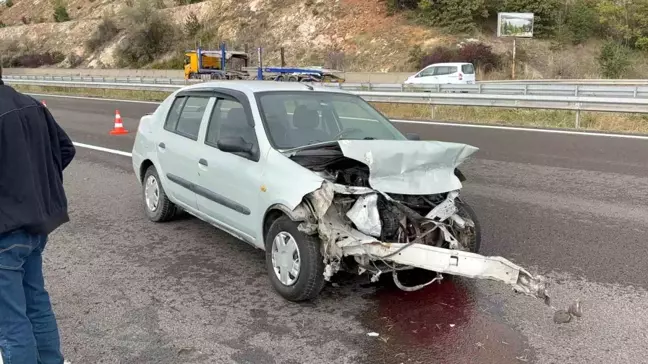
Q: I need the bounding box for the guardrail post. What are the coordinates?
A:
[478,83,482,94]
[635,86,638,98]
[575,85,579,97]
[524,84,528,95]
[575,103,581,128]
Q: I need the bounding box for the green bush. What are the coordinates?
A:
[86,17,120,52]
[116,0,178,67]
[5,0,13,7]
[598,41,630,79]
[53,1,71,22]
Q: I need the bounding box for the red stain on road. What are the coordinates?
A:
[360,277,533,364]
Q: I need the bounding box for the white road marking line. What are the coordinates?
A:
[73,142,132,157]
[31,92,648,140]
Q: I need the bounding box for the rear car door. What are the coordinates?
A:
[195,92,264,241]
[157,94,212,210]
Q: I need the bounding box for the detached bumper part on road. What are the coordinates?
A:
[292,180,565,319]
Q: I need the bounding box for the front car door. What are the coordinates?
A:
[194,91,264,243]
[157,94,212,211]
[413,66,438,84]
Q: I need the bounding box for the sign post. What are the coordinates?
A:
[257,47,263,80]
[497,12,534,80]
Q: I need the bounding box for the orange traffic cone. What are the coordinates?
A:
[109,110,128,135]
[41,100,47,108]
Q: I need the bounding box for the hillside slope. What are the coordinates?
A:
[0,0,454,72]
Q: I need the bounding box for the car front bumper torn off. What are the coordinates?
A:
[292,180,581,323]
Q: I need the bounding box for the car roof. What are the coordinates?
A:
[426,62,473,67]
[180,80,352,95]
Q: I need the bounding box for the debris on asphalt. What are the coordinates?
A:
[553,310,572,324]
[569,300,583,317]
[367,332,379,337]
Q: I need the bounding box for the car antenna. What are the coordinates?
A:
[303,83,314,91]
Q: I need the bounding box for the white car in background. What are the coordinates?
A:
[404,62,476,85]
[130,80,551,307]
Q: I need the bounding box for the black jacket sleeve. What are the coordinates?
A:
[44,106,76,170]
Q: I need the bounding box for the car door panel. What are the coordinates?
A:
[156,95,212,211]
[195,97,263,240]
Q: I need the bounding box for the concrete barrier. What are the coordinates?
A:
[2,68,413,83]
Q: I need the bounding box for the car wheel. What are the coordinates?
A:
[143,165,177,222]
[455,199,481,253]
[265,215,326,302]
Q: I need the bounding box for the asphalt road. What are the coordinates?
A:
[32,94,648,364]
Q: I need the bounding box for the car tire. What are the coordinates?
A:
[379,199,482,288]
[455,198,481,253]
[265,215,326,302]
[142,165,177,223]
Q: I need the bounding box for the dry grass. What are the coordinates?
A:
[13,85,169,102]
[11,85,648,134]
[373,103,648,133]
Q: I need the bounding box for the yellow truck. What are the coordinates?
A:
[183,46,250,80]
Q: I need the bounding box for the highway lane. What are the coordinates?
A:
[44,94,648,287]
[36,94,648,363]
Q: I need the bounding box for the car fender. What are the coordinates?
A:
[257,149,326,239]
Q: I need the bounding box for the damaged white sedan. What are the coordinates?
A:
[131,81,551,307]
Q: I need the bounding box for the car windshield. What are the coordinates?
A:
[256,91,407,150]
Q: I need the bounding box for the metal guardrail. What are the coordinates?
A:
[8,74,648,98]
[7,78,648,128]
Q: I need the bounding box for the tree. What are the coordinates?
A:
[596,0,648,48]
[564,0,599,44]
[184,11,201,38]
[416,0,489,33]
[598,41,630,78]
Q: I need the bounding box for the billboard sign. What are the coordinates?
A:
[498,12,534,38]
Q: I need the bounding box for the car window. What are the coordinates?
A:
[164,95,209,140]
[205,98,257,149]
[462,64,475,74]
[434,66,457,76]
[419,67,436,77]
[257,92,407,149]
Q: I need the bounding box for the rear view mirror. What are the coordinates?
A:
[406,133,421,140]
[217,136,253,154]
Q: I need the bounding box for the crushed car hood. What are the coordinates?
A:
[335,139,479,195]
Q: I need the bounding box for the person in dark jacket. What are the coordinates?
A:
[0,67,75,364]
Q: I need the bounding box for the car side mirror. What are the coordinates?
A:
[406,133,421,140]
[217,136,253,155]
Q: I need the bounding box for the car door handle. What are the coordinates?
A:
[199,158,208,166]
[158,142,166,149]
